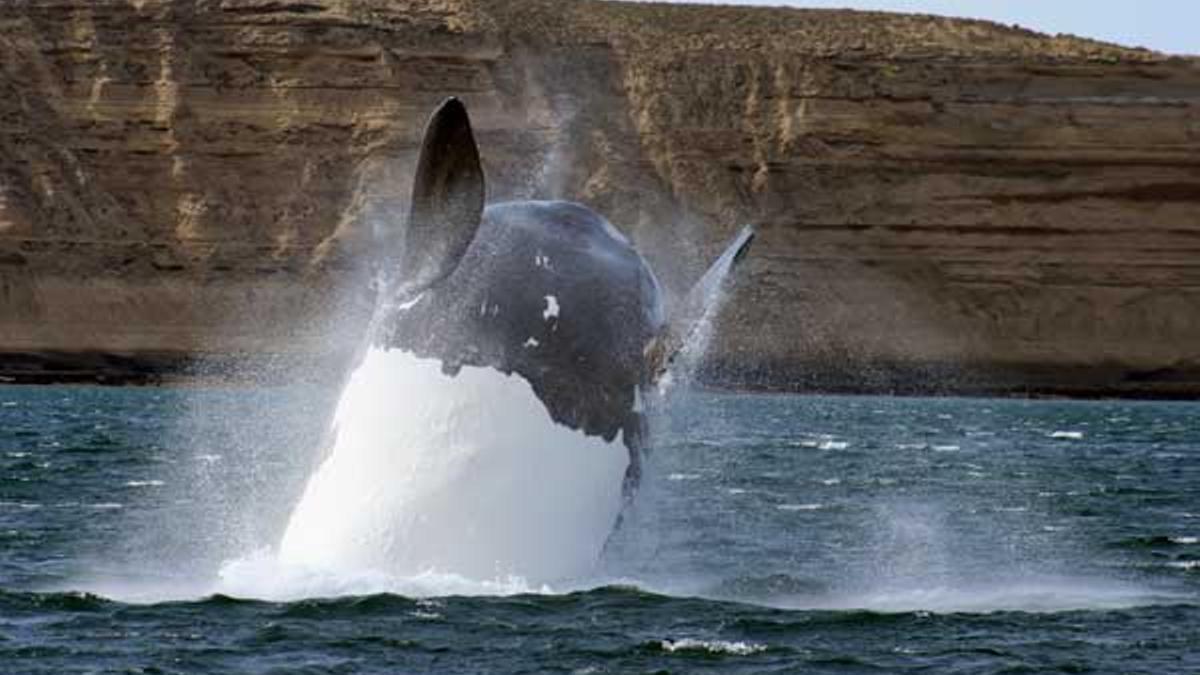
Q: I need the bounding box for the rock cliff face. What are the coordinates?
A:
[1,0,1199,394]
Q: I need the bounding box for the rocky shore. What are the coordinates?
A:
[1,0,1199,395]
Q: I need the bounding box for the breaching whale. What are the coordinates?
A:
[377,97,754,501]
[272,98,753,582]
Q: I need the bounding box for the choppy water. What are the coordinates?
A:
[2,385,1200,673]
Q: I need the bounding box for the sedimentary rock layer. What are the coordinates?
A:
[1,0,1198,394]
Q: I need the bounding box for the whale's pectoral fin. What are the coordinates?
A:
[398,97,485,294]
[647,225,755,382]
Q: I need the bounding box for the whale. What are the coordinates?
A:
[375,97,754,502]
[273,98,754,580]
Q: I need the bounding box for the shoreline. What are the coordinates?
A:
[2,351,1198,401]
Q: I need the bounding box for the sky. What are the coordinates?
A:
[636,1,1198,55]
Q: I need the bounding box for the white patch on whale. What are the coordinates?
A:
[523,337,540,348]
[543,295,560,320]
[275,347,627,584]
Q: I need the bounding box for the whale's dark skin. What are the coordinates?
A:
[377,98,751,500]
[384,200,664,439]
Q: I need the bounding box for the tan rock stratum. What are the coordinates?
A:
[1,0,1199,394]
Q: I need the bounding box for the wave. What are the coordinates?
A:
[1110,535,1200,549]
[650,638,768,656]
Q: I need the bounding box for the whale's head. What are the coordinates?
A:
[376,98,753,464]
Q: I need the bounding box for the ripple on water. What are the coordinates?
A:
[1110,535,1200,550]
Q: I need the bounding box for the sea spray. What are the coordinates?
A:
[173,213,745,601]
[599,229,752,581]
[251,224,752,592]
[656,226,754,396]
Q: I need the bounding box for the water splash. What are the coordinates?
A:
[250,226,752,595]
[89,224,750,603]
[657,225,753,396]
[601,229,751,578]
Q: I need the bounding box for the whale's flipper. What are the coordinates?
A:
[399,97,485,295]
[647,225,755,382]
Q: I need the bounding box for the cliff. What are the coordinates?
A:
[1,0,1199,395]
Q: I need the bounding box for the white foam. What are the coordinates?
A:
[214,549,554,602]
[658,639,767,656]
[272,348,627,587]
[778,503,824,512]
[1050,431,1085,440]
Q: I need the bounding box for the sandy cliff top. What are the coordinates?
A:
[482,0,1167,61]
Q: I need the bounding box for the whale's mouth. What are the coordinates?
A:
[265,347,628,587]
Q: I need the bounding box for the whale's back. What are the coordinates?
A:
[386,200,664,444]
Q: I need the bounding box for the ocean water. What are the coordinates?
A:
[2,383,1199,673]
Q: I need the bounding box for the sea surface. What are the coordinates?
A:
[2,384,1199,673]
